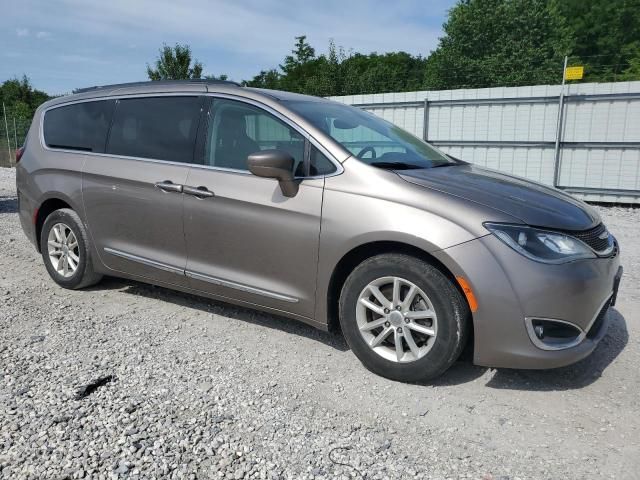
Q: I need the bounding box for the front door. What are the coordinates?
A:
[182,98,326,318]
[83,95,203,285]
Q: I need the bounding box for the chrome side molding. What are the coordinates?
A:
[104,247,184,275]
[103,247,299,303]
[185,270,299,303]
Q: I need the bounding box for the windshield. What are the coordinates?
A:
[282,100,457,169]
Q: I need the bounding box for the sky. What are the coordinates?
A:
[1,0,456,95]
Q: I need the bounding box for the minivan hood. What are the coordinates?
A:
[398,164,600,231]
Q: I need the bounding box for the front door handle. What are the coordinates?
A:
[183,185,215,198]
[155,180,183,193]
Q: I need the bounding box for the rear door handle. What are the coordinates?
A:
[183,185,215,198]
[155,180,183,193]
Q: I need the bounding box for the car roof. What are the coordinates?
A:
[244,87,327,103]
[73,79,243,94]
[42,80,328,109]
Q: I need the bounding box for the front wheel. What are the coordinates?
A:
[339,253,470,382]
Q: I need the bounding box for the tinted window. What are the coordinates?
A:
[205,99,304,173]
[107,96,202,163]
[310,145,337,176]
[44,100,113,152]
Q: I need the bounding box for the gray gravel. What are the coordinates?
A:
[1,166,639,479]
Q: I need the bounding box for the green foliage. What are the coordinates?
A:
[0,76,50,152]
[282,36,316,72]
[277,36,320,93]
[245,38,428,95]
[245,1,640,95]
[204,74,229,81]
[424,0,569,89]
[147,43,203,80]
[424,0,640,88]
[619,46,640,80]
[550,0,640,81]
[243,69,282,89]
[0,76,49,116]
[341,52,427,94]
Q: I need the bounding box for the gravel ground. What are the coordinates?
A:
[1,166,639,480]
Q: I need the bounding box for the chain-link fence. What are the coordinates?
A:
[0,112,30,168]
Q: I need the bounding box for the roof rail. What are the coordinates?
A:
[74,79,242,94]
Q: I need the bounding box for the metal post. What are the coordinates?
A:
[13,117,18,152]
[552,56,568,187]
[2,102,13,167]
[422,98,429,142]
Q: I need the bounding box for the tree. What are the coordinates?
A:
[303,40,344,96]
[204,74,229,81]
[277,36,318,92]
[147,44,203,81]
[0,76,50,164]
[0,76,50,151]
[340,52,427,95]
[424,0,569,89]
[619,46,640,80]
[243,69,281,89]
[549,0,640,81]
[281,36,316,73]
[243,36,318,92]
[243,37,428,96]
[0,76,49,113]
[242,2,640,96]
[424,0,640,89]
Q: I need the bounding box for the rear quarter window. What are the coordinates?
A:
[106,96,202,163]
[43,100,114,152]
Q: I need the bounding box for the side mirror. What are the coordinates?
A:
[247,149,299,198]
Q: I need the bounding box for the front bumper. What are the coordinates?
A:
[434,234,621,369]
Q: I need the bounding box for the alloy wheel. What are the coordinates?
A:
[356,276,438,363]
[47,223,80,278]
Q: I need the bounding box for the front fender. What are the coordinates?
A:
[314,184,482,326]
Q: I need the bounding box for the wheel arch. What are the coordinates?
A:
[34,197,74,252]
[326,240,474,356]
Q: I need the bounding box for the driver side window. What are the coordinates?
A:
[205,99,305,173]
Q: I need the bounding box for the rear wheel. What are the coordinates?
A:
[40,208,102,289]
[339,253,469,382]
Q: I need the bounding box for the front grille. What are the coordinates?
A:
[559,223,611,253]
[587,298,611,339]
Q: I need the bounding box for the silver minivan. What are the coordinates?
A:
[16,80,622,382]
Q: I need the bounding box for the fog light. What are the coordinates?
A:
[525,317,585,351]
[534,325,544,339]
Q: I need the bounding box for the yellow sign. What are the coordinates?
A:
[565,66,584,80]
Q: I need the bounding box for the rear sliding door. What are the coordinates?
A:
[82,95,204,285]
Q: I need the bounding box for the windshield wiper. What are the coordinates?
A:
[370,161,424,170]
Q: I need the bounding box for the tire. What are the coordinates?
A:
[339,253,470,382]
[40,208,102,290]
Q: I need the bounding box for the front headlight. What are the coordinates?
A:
[484,222,596,264]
